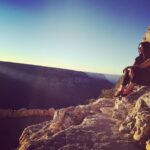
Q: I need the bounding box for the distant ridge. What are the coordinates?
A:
[0,61,114,109]
[86,72,120,83]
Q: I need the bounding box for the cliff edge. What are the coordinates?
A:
[17,85,150,150]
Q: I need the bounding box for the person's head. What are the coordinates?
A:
[138,41,150,59]
[138,41,150,53]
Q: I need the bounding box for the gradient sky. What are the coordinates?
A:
[0,0,150,74]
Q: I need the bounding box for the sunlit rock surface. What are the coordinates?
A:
[18,96,142,150]
[143,26,150,42]
[115,86,150,150]
[146,140,150,150]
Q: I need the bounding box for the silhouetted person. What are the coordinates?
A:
[115,41,150,97]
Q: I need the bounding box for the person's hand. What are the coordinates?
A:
[123,66,133,73]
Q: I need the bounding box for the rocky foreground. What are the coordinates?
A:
[17,85,150,150]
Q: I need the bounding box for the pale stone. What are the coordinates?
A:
[146,140,150,150]
[143,26,150,42]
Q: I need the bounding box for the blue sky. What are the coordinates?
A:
[0,0,150,74]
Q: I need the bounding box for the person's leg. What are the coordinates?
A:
[122,69,131,86]
[114,70,131,97]
[122,68,137,96]
[122,82,135,96]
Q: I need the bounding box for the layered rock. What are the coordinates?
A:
[0,61,113,109]
[0,108,55,118]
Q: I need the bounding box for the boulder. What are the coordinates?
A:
[113,86,150,147]
[143,26,150,42]
[146,140,150,150]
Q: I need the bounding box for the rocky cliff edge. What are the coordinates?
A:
[17,85,150,150]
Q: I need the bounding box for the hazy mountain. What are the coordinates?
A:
[86,72,120,83]
[104,74,120,83]
[0,61,114,109]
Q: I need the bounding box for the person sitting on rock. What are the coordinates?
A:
[115,41,150,97]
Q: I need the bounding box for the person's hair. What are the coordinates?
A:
[138,41,150,59]
[139,41,150,50]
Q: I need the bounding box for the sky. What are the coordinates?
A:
[0,0,150,74]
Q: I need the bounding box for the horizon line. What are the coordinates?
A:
[0,60,121,76]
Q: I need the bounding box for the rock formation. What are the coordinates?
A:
[115,86,150,149]
[143,26,150,42]
[0,108,55,118]
[17,88,150,149]
[17,85,150,150]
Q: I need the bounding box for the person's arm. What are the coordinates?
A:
[123,66,133,73]
[133,54,143,66]
[123,55,142,73]
[138,58,150,68]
